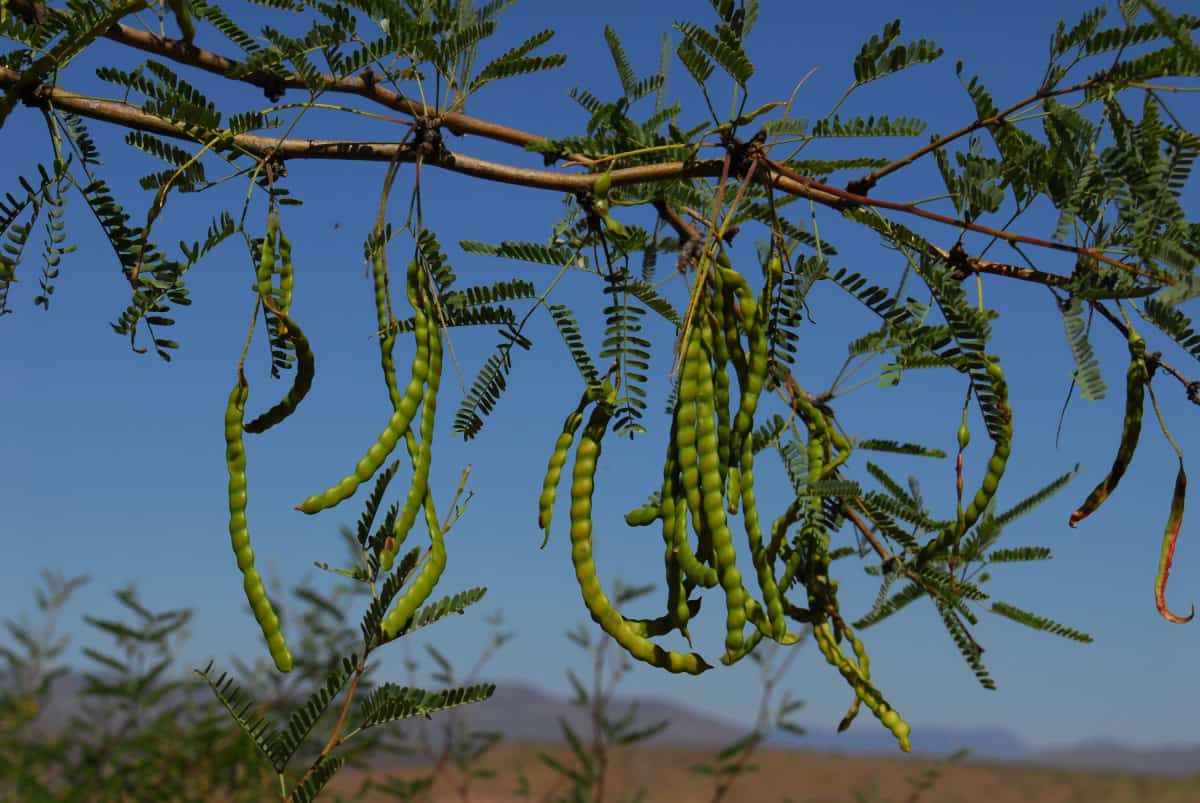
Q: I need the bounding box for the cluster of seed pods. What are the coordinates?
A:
[1066,326,1193,625]
[537,250,913,750]
[225,209,450,671]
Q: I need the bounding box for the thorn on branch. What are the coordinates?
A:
[1146,351,1163,382]
[262,74,286,103]
[845,175,876,197]
[264,154,287,182]
[723,129,767,179]
[18,82,44,109]
[676,235,704,274]
[10,0,50,26]
[947,241,971,281]
[413,115,448,162]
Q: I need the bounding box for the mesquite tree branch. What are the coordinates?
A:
[0,65,1155,288]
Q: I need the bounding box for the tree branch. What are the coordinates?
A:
[7,0,578,154]
[0,65,1168,287]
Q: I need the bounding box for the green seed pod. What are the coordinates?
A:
[626,597,703,639]
[665,413,718,590]
[276,226,294,317]
[812,621,910,752]
[380,484,446,639]
[380,258,446,633]
[569,404,711,675]
[243,305,314,434]
[225,371,292,673]
[296,261,432,514]
[719,265,767,472]
[676,329,708,559]
[957,422,970,451]
[918,357,1013,565]
[255,212,279,310]
[693,326,749,663]
[381,263,443,573]
[539,399,589,548]
[660,413,704,642]
[1070,329,1146,527]
[708,274,734,488]
[739,435,787,642]
[602,211,626,237]
[373,247,402,408]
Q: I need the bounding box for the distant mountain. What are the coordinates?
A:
[448,681,747,747]
[766,721,1030,761]
[467,681,1198,777]
[1028,741,1200,777]
[9,671,1198,777]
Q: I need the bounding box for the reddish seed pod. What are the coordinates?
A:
[1070,330,1146,528]
[1156,461,1195,625]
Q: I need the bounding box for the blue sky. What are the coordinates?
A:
[3,1,1198,751]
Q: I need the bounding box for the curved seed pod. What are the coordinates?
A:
[659,423,702,639]
[739,435,788,641]
[570,404,711,675]
[626,597,704,639]
[918,357,1012,565]
[243,306,314,434]
[720,265,781,643]
[718,265,766,469]
[671,470,719,588]
[662,406,717,590]
[1070,330,1146,527]
[961,360,1011,530]
[381,263,443,572]
[225,371,292,673]
[767,498,803,563]
[722,596,800,664]
[789,388,837,472]
[1156,461,1195,624]
[837,621,871,731]
[539,397,590,548]
[381,468,447,639]
[812,621,910,752]
[381,261,446,634]
[694,326,749,664]
[295,266,431,514]
[663,537,693,642]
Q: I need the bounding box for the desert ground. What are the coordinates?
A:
[325,742,1199,803]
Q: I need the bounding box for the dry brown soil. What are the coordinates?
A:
[326,742,1199,803]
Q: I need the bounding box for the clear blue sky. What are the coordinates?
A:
[3,1,1198,751]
